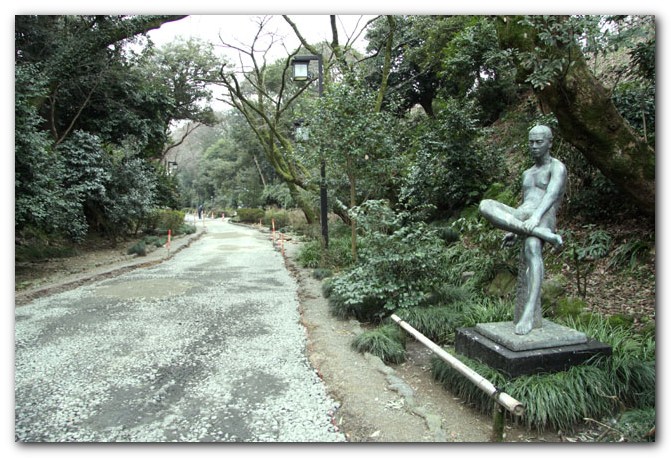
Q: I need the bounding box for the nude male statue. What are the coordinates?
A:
[479,125,567,335]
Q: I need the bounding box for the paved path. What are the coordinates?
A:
[15,220,344,442]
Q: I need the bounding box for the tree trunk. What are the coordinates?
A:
[536,53,655,216]
[348,156,358,263]
[286,181,316,225]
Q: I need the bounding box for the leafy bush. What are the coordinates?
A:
[15,243,78,262]
[127,240,147,256]
[327,201,449,321]
[297,232,356,271]
[263,207,290,230]
[398,101,503,218]
[236,208,265,223]
[610,408,655,442]
[297,240,322,268]
[459,297,514,327]
[145,209,186,234]
[179,223,197,235]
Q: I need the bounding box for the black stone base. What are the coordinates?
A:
[455,327,612,378]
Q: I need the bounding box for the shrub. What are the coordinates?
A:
[297,239,322,268]
[297,232,356,271]
[127,240,147,256]
[15,243,77,262]
[312,268,333,280]
[328,201,449,320]
[263,207,290,230]
[179,223,197,235]
[607,238,651,270]
[236,208,265,223]
[145,209,185,234]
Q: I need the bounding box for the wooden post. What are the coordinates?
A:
[491,403,505,442]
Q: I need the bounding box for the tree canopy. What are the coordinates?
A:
[16,14,655,246]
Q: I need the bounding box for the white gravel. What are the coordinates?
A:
[15,219,345,442]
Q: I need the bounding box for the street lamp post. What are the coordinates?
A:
[291,55,328,249]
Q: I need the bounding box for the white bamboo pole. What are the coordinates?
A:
[390,314,524,417]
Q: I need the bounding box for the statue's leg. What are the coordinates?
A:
[480,200,562,247]
[515,237,544,335]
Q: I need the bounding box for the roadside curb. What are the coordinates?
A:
[15,228,206,307]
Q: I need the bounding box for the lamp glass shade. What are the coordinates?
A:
[293,61,309,81]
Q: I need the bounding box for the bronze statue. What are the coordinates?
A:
[479,125,567,335]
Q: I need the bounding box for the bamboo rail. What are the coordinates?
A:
[390,314,524,417]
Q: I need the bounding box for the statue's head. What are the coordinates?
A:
[529,125,553,141]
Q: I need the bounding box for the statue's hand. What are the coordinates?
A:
[523,215,540,233]
[501,232,517,248]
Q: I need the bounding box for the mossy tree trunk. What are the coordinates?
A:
[536,53,655,216]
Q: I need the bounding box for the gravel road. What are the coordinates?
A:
[15,219,345,442]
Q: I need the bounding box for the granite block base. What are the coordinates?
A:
[455,321,612,378]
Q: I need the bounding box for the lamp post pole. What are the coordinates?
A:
[292,55,328,249]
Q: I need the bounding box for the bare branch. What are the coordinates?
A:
[161,122,202,160]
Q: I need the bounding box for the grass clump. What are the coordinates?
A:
[394,305,464,345]
[127,240,147,256]
[351,324,407,364]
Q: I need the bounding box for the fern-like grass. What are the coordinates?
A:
[351,324,407,364]
[431,314,655,433]
[393,306,463,345]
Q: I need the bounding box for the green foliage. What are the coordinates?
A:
[145,209,186,234]
[609,408,655,442]
[607,238,651,270]
[263,208,290,230]
[143,235,168,248]
[575,227,612,261]
[296,239,322,268]
[516,16,603,90]
[179,223,197,235]
[351,324,407,364]
[312,268,333,280]
[394,306,464,345]
[296,231,357,271]
[459,297,514,328]
[235,208,265,223]
[438,17,518,124]
[328,201,449,321]
[127,240,147,256]
[308,80,402,209]
[14,16,224,245]
[15,244,78,263]
[554,297,587,319]
[612,81,655,148]
[399,101,503,218]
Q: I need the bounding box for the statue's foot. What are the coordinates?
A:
[514,320,533,335]
[515,313,534,335]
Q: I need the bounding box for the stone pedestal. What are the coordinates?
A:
[455,320,611,378]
